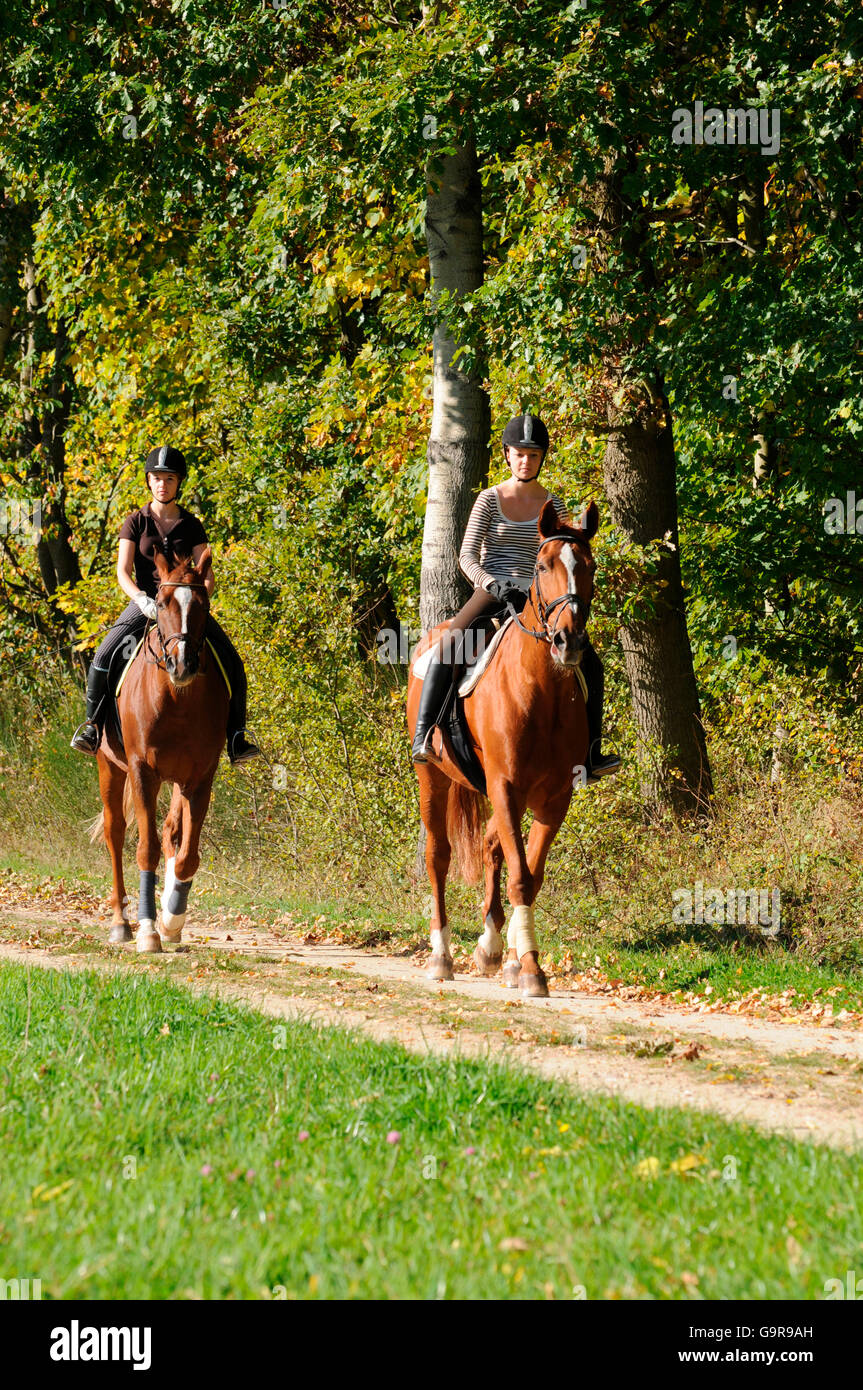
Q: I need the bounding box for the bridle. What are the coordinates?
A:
[506,535,593,645]
[146,579,209,671]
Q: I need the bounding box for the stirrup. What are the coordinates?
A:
[412,725,437,763]
[228,731,260,765]
[587,751,622,781]
[70,721,100,755]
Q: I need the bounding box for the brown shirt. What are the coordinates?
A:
[119,503,207,597]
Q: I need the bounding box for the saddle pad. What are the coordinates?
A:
[114,634,146,696]
[114,635,232,699]
[457,617,513,696]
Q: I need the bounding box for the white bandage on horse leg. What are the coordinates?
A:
[478,913,503,957]
[510,904,538,958]
[160,855,192,933]
[430,925,452,958]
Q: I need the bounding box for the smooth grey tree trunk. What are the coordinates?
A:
[421,138,490,630]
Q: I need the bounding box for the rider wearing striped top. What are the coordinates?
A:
[459,486,568,592]
[411,413,620,781]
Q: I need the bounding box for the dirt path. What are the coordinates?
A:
[1,903,862,1150]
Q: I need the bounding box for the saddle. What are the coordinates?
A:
[414,610,512,797]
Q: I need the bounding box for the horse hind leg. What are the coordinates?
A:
[419,765,454,982]
[97,756,132,944]
[474,815,505,978]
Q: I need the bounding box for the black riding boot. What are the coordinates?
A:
[412,645,458,762]
[70,661,110,755]
[206,619,260,765]
[581,642,621,780]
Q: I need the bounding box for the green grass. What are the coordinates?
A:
[1,962,860,1300]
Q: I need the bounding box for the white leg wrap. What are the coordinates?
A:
[510,904,538,958]
[430,926,452,957]
[478,914,503,956]
[159,856,192,938]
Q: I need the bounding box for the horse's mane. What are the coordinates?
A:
[164,552,200,582]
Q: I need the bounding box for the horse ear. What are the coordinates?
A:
[538,499,563,539]
[153,550,171,580]
[195,545,213,581]
[575,500,599,541]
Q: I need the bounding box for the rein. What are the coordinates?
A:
[505,535,593,644]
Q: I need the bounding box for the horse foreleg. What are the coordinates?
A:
[473,814,505,977]
[159,785,186,943]
[504,801,570,997]
[97,754,132,944]
[488,779,549,997]
[129,759,162,954]
[418,764,454,981]
[160,776,214,944]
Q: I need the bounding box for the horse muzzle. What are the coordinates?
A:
[164,641,200,686]
[549,627,587,667]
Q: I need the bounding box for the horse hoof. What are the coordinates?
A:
[519,969,549,999]
[158,918,183,944]
[502,961,522,989]
[473,945,503,977]
[427,955,454,982]
[109,923,132,944]
[136,929,162,955]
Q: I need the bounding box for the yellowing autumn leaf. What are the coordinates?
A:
[633,1157,660,1180]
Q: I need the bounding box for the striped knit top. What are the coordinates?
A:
[459,486,568,592]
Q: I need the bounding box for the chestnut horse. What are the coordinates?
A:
[407,500,598,998]
[91,548,229,953]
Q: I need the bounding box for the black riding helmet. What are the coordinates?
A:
[502,413,550,481]
[145,445,187,491]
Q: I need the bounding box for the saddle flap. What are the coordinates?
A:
[457,617,513,696]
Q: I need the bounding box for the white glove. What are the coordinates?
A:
[134,592,158,621]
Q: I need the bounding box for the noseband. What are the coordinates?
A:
[507,536,593,645]
[147,579,209,670]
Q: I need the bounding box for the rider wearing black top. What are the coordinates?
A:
[70,446,259,765]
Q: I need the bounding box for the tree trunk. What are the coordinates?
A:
[421,138,490,630]
[604,386,713,813]
[594,153,713,814]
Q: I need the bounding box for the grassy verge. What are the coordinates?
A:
[1,682,862,1019]
[1,962,861,1300]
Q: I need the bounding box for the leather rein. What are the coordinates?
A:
[145,579,210,670]
[505,535,593,645]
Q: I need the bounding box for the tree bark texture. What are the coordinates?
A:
[594,154,713,813]
[421,139,490,631]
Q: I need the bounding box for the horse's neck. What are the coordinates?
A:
[507,607,572,699]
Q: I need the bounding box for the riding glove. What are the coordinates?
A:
[134,592,158,621]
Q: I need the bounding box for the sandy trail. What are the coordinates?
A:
[1,903,861,1150]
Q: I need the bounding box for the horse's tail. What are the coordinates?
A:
[446,783,489,885]
[88,775,135,844]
